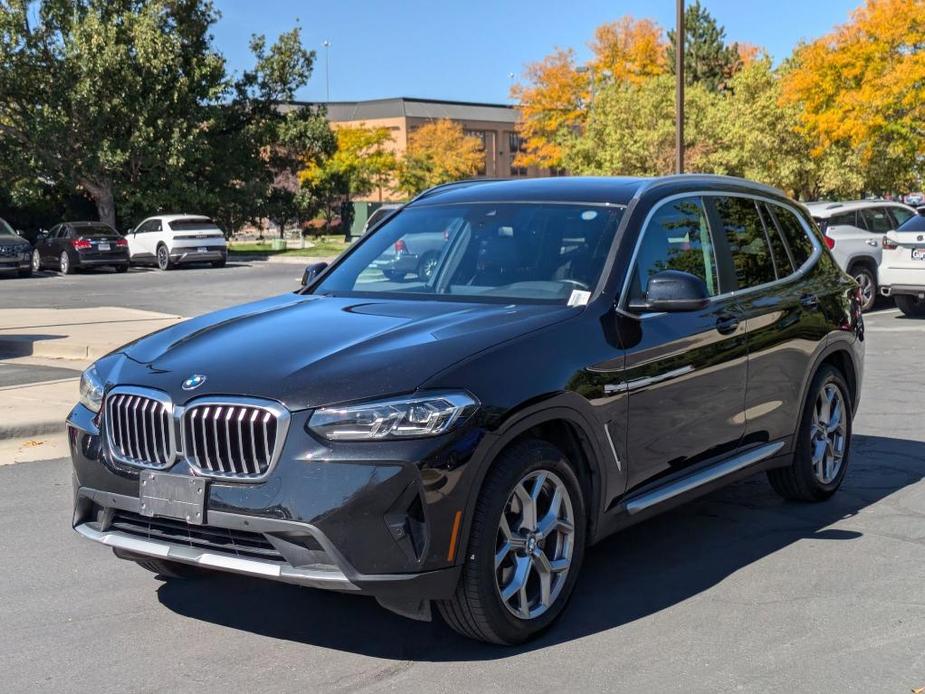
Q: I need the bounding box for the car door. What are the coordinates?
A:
[711,196,826,447]
[620,195,748,491]
[43,225,63,263]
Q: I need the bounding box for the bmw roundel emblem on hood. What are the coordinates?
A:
[182,374,207,391]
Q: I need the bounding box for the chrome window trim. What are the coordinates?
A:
[178,395,291,482]
[103,385,177,470]
[617,190,823,319]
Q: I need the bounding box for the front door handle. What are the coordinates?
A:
[800,293,819,309]
[715,315,739,335]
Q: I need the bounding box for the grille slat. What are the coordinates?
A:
[110,511,285,562]
[184,403,280,479]
[105,392,173,469]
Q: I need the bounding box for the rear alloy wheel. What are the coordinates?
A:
[156,245,173,271]
[438,439,586,645]
[895,294,925,318]
[211,257,226,268]
[768,364,852,501]
[851,266,877,312]
[31,249,41,272]
[115,263,129,273]
[59,251,73,275]
[417,252,439,282]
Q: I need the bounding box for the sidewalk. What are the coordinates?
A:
[0,307,185,442]
[0,306,183,360]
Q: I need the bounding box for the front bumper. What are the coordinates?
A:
[68,401,472,605]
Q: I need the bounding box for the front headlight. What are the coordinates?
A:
[79,365,105,413]
[308,391,478,441]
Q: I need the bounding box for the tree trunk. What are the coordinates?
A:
[80,177,117,228]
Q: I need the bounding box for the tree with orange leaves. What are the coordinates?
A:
[589,17,667,85]
[781,0,925,193]
[397,119,485,196]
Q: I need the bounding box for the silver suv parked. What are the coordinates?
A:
[806,200,915,311]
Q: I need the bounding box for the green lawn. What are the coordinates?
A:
[228,236,351,257]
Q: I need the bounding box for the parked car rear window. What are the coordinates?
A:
[770,205,815,268]
[314,202,624,304]
[890,206,914,227]
[713,196,776,289]
[74,225,119,238]
[630,196,719,300]
[169,218,221,232]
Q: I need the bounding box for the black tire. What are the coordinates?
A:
[768,364,852,501]
[417,252,439,281]
[156,244,174,271]
[113,548,208,579]
[17,265,32,278]
[211,257,227,268]
[437,439,587,645]
[383,269,404,281]
[849,264,877,313]
[114,263,129,273]
[59,251,74,275]
[895,294,925,318]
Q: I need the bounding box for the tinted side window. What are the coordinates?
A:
[861,207,893,234]
[631,196,719,300]
[829,212,857,227]
[890,206,914,227]
[770,205,814,267]
[758,203,794,277]
[713,196,776,289]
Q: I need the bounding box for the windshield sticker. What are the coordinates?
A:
[567,290,591,306]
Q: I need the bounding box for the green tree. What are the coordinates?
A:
[0,1,329,230]
[562,74,717,176]
[667,0,740,92]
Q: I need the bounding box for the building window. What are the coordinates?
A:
[464,129,488,175]
[508,131,528,176]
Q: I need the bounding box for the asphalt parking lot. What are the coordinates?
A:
[1,269,924,693]
[2,261,305,315]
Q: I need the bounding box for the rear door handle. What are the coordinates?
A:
[715,315,739,335]
[800,294,819,309]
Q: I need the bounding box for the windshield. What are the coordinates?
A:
[0,218,16,237]
[314,202,624,303]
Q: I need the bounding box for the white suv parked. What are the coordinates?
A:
[806,200,915,311]
[880,211,925,317]
[127,214,227,270]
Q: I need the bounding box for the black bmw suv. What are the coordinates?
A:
[69,176,864,644]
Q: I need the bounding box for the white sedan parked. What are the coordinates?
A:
[880,212,925,317]
[127,215,227,270]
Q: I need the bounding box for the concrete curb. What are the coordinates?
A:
[0,336,98,361]
[0,419,65,440]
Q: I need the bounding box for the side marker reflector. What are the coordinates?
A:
[446,510,463,561]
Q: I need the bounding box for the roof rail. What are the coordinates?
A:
[633,173,788,200]
[409,178,509,204]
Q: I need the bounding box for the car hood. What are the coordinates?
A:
[115,292,578,410]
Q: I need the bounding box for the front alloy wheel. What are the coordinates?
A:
[495,470,575,620]
[438,439,586,645]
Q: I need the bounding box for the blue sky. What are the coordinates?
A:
[211,0,861,104]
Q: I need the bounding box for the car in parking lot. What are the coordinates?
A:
[879,211,925,316]
[31,221,129,274]
[126,214,227,270]
[806,200,916,311]
[0,216,33,277]
[362,204,401,236]
[69,175,864,645]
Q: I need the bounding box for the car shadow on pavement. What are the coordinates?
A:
[157,433,923,659]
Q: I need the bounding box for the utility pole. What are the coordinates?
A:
[675,0,685,174]
[322,40,331,101]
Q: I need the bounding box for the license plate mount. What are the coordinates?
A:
[139,471,207,525]
[912,248,925,260]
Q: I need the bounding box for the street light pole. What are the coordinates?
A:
[322,40,331,101]
[675,0,685,174]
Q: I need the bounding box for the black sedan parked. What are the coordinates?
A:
[68,176,864,644]
[32,221,129,274]
[0,216,32,277]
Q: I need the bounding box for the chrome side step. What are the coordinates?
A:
[625,440,786,515]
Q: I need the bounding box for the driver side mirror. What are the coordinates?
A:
[301,262,328,287]
[627,270,711,313]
